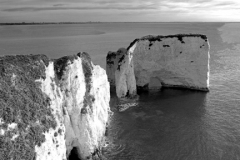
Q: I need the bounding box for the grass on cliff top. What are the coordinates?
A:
[77,52,95,114]
[54,52,95,114]
[127,34,208,50]
[0,55,57,160]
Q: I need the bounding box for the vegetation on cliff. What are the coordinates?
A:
[0,55,57,160]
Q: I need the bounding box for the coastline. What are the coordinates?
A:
[0,22,229,26]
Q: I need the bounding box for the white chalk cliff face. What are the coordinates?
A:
[0,53,110,160]
[130,34,210,91]
[106,48,137,98]
[106,48,126,86]
[106,34,210,98]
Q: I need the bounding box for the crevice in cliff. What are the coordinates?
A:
[68,147,81,160]
[54,55,78,80]
[78,52,95,113]
[117,55,125,70]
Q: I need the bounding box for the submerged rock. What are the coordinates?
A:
[0,53,110,160]
[116,95,139,112]
[118,103,138,112]
[106,34,210,98]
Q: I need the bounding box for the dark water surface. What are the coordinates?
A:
[104,88,240,160]
[1,22,240,160]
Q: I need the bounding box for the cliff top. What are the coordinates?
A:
[0,54,56,160]
[127,34,208,50]
[54,52,92,80]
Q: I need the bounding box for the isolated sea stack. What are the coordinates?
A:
[0,53,110,160]
[106,48,136,98]
[106,34,210,98]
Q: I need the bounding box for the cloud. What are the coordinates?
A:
[53,4,65,7]
[2,0,239,12]
[1,0,160,12]
[158,0,240,12]
[0,0,240,22]
[3,5,157,12]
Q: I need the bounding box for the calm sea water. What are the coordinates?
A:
[1,22,240,160]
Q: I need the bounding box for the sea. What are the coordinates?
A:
[0,22,240,160]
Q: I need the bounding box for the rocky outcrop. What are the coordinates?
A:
[106,48,126,86]
[106,48,137,98]
[106,34,210,98]
[0,53,110,160]
[131,34,210,91]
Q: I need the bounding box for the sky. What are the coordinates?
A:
[0,0,240,22]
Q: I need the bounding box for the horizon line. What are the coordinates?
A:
[1,21,240,24]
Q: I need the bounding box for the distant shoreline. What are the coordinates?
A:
[0,22,236,26]
[0,22,99,26]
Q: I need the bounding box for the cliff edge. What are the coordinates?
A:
[106,48,136,98]
[106,34,210,98]
[0,53,110,160]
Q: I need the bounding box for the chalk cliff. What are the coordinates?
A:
[106,48,126,86]
[0,53,110,160]
[106,48,137,98]
[106,34,210,98]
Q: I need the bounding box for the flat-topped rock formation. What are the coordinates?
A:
[0,53,110,160]
[106,34,210,98]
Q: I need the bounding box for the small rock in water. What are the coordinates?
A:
[118,103,138,112]
[117,95,139,112]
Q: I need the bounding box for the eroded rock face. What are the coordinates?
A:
[0,53,110,160]
[130,34,210,91]
[106,48,137,98]
[106,48,126,86]
[106,34,210,98]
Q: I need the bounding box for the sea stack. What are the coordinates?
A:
[106,48,137,98]
[106,34,210,98]
[0,53,110,160]
[106,48,126,86]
